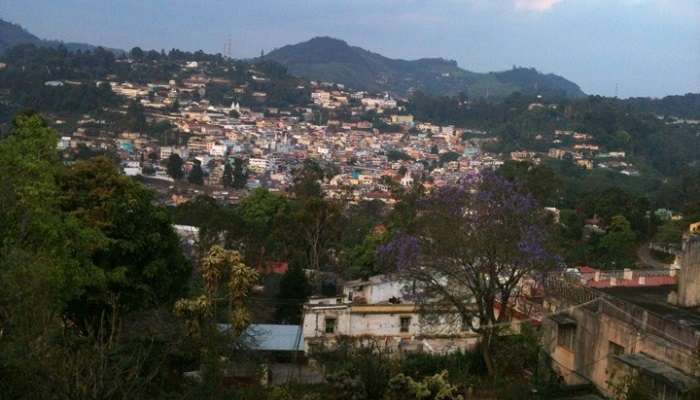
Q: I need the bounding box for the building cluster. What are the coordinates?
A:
[54,59,646,208]
[67,59,700,396]
[511,128,639,176]
[296,223,700,398]
[54,60,505,205]
[538,223,700,398]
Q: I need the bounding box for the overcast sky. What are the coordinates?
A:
[3,0,699,97]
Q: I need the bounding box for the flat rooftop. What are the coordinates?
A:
[599,285,700,328]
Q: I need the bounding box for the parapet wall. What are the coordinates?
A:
[678,232,700,307]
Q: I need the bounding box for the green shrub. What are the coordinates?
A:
[327,370,367,400]
[312,338,394,399]
[385,371,463,400]
[399,351,482,383]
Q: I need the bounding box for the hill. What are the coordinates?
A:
[264,37,585,99]
[0,19,122,54]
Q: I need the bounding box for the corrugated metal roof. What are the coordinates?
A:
[244,324,304,352]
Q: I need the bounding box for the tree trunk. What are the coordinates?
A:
[481,330,496,376]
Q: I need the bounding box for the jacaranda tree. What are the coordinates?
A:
[379,170,557,375]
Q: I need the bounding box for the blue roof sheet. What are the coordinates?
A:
[244,324,304,352]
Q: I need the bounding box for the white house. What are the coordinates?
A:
[400,173,414,187]
[248,157,272,173]
[122,161,142,177]
[302,275,478,355]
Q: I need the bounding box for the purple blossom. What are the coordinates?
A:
[518,225,550,263]
[377,232,420,271]
[381,168,557,274]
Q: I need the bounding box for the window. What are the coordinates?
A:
[557,324,576,350]
[608,341,624,370]
[609,341,624,356]
[461,315,471,332]
[400,316,411,333]
[325,317,336,334]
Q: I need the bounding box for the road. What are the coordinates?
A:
[636,243,674,269]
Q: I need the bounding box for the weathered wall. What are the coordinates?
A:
[302,305,477,354]
[678,233,700,306]
[543,297,698,397]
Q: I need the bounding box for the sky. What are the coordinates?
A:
[2,0,699,97]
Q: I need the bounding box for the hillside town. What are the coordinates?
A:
[2,3,700,398]
[51,57,650,207]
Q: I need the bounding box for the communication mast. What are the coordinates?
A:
[223,36,233,59]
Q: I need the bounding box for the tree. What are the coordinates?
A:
[166,153,184,180]
[126,100,147,132]
[237,188,290,267]
[292,159,325,199]
[130,46,144,60]
[385,371,463,400]
[0,113,103,347]
[387,150,413,162]
[174,245,259,391]
[275,264,311,324]
[59,156,191,319]
[0,114,191,397]
[188,160,204,185]
[379,171,556,376]
[597,215,637,268]
[499,160,561,206]
[232,157,248,189]
[343,232,386,279]
[289,161,342,282]
[168,98,180,113]
[222,161,234,188]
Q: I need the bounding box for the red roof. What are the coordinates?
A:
[257,261,289,275]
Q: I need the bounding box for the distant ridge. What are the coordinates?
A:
[0,19,123,55]
[264,36,585,98]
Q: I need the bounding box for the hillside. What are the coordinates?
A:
[264,37,585,99]
[0,19,42,52]
[0,19,121,54]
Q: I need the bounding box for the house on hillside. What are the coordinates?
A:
[541,223,700,398]
[301,275,479,355]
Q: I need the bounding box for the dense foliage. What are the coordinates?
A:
[409,92,700,177]
[0,114,195,398]
[0,43,309,124]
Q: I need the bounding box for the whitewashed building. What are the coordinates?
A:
[302,275,478,355]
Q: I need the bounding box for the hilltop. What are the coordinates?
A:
[0,19,122,54]
[264,37,585,98]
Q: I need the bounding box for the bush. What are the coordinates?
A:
[399,351,482,383]
[385,371,463,400]
[327,370,367,400]
[311,338,394,399]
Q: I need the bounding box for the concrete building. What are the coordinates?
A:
[248,157,272,173]
[302,275,478,355]
[542,223,700,398]
[676,222,700,307]
[390,115,414,125]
